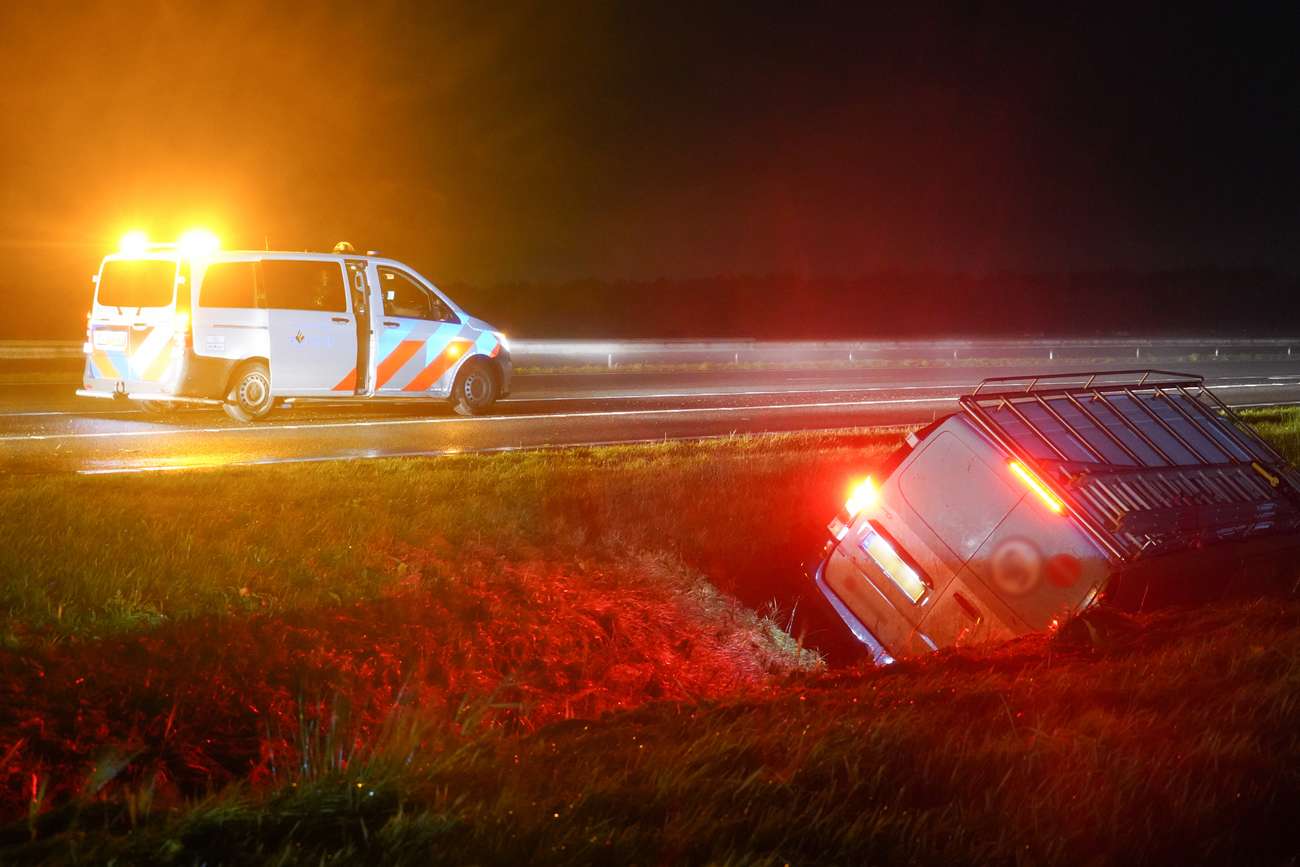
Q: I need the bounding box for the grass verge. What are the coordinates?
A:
[1,413,1299,864]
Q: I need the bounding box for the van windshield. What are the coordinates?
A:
[97,259,177,308]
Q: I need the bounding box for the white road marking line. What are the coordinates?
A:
[2,395,961,443]
[0,381,983,417]
[53,397,1300,475]
[6,379,1300,443]
[497,382,977,402]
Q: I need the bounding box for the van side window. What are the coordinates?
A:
[261,260,347,312]
[198,262,259,308]
[378,267,456,322]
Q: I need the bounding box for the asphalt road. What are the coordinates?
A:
[3,358,1300,475]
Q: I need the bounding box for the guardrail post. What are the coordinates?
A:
[1135,347,1140,359]
[607,352,613,369]
[1049,350,1054,360]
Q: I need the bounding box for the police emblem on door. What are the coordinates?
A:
[295,330,305,344]
[990,538,1042,596]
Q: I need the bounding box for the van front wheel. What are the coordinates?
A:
[451,360,498,416]
[223,362,274,423]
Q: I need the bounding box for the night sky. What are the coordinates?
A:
[3,2,1299,337]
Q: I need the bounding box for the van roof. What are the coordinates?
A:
[101,250,417,269]
[957,370,1300,561]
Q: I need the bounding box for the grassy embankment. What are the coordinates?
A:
[2,414,1300,863]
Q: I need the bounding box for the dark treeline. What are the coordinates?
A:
[449,268,1300,339]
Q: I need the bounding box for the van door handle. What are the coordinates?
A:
[953,592,983,623]
[331,317,350,324]
[383,321,400,328]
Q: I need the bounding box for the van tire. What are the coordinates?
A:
[223,362,274,423]
[451,359,498,416]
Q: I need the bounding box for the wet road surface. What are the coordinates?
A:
[3,359,1300,475]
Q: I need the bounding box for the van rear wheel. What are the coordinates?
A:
[223,362,273,423]
[451,359,498,416]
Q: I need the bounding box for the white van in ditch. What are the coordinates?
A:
[811,370,1300,664]
[78,238,511,421]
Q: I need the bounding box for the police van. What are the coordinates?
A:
[813,370,1300,664]
[78,233,511,421]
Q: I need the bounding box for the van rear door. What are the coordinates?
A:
[262,259,358,395]
[85,256,180,394]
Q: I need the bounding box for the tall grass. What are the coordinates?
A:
[3,413,1300,864]
[0,429,901,638]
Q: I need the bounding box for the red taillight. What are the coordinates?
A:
[1008,460,1064,514]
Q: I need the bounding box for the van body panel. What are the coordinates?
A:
[898,426,1022,562]
[964,497,1111,631]
[822,548,924,657]
[920,569,1021,649]
[372,320,464,394]
[267,307,358,395]
[84,254,183,395]
[189,258,269,388]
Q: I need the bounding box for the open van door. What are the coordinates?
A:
[344,259,373,395]
[262,259,359,396]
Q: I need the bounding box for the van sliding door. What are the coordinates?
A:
[263,260,358,395]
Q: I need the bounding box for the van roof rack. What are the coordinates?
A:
[969,368,1202,397]
[958,369,1300,561]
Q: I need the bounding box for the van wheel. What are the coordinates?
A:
[451,359,498,416]
[137,400,173,415]
[223,362,273,423]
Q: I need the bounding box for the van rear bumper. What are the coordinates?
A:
[75,387,221,406]
[811,556,895,666]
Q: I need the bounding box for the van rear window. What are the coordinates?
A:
[199,262,260,308]
[97,260,177,308]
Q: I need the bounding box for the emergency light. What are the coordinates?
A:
[844,477,878,518]
[118,229,221,256]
